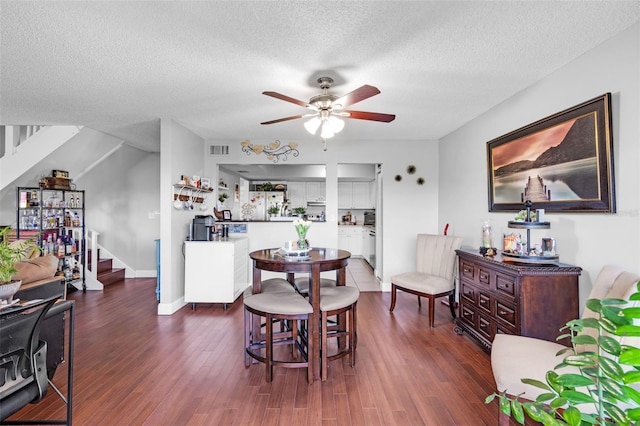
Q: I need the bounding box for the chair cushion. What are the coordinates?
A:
[319,286,360,311]
[12,255,58,284]
[391,272,453,294]
[294,277,336,294]
[491,334,578,399]
[244,291,313,315]
[260,278,295,293]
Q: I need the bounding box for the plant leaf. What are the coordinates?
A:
[620,347,640,366]
[599,356,624,380]
[600,316,618,334]
[563,354,597,368]
[623,307,640,318]
[562,406,582,426]
[556,374,596,387]
[599,335,621,356]
[549,397,567,409]
[499,394,511,416]
[624,384,640,405]
[586,299,603,313]
[535,392,558,402]
[484,393,496,403]
[600,376,628,399]
[521,378,551,391]
[580,318,601,330]
[601,298,628,306]
[559,389,596,404]
[510,399,525,425]
[617,325,640,337]
[623,370,640,384]
[627,407,640,421]
[523,402,544,423]
[572,334,598,346]
[602,401,629,425]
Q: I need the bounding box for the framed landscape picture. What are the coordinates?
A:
[487,93,615,213]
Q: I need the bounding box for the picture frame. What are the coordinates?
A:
[487,93,615,213]
[222,210,232,221]
[200,178,211,189]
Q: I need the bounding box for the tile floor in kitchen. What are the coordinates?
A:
[345,257,381,291]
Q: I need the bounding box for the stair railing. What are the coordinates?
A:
[1,125,47,159]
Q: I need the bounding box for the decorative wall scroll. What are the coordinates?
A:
[240,139,299,163]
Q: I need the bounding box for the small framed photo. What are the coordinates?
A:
[200,178,211,189]
[223,210,232,221]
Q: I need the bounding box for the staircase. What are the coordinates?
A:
[88,249,126,286]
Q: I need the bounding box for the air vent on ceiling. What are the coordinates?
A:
[209,145,229,156]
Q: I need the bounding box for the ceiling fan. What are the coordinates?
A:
[260,77,395,139]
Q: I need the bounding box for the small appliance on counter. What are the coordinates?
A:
[364,211,375,226]
[192,215,215,241]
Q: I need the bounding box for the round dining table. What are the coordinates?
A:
[249,247,351,381]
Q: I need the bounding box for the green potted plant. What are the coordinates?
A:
[0,227,36,301]
[218,192,229,204]
[293,206,306,217]
[267,205,279,219]
[486,281,640,425]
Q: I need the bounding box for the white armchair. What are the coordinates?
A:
[389,234,463,327]
[491,264,640,423]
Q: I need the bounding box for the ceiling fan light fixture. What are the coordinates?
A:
[320,123,335,139]
[304,116,321,135]
[327,115,345,134]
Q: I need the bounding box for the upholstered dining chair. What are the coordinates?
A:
[389,234,463,327]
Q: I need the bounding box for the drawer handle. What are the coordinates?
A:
[499,310,507,315]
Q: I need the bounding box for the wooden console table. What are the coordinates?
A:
[454,248,581,352]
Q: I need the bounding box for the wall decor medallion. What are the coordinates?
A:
[487,93,615,213]
[417,177,425,185]
[394,174,402,182]
[240,139,299,163]
[406,165,416,174]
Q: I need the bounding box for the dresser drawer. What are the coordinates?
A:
[478,267,491,288]
[460,260,476,281]
[460,281,477,304]
[496,273,516,298]
[459,301,477,329]
[478,291,492,314]
[478,315,492,341]
[496,300,517,329]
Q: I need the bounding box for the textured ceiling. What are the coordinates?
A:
[1,1,638,152]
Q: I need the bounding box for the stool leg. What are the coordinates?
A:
[244,307,251,367]
[291,320,298,359]
[351,302,357,367]
[428,295,435,328]
[322,310,328,381]
[266,312,273,382]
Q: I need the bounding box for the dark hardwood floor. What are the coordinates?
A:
[9,269,506,425]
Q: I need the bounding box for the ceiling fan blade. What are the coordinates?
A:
[260,114,306,125]
[334,85,380,108]
[262,91,313,109]
[343,110,396,123]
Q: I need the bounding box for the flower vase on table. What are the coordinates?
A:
[293,219,311,250]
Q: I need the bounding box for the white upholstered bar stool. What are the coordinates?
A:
[243,284,313,383]
[319,285,359,381]
[293,276,336,297]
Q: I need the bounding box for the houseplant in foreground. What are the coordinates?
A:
[0,227,38,300]
[486,281,640,425]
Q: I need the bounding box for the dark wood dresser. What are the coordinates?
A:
[454,248,581,352]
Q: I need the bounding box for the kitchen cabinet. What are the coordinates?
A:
[286,182,306,209]
[184,238,249,308]
[338,181,373,209]
[337,226,363,256]
[305,182,325,203]
[361,229,370,264]
[454,248,581,352]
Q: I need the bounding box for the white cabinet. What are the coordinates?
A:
[184,238,249,306]
[287,182,306,209]
[337,226,363,256]
[305,182,326,203]
[338,181,374,209]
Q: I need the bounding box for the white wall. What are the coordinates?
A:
[159,118,205,314]
[439,23,640,309]
[205,137,440,289]
[79,144,160,275]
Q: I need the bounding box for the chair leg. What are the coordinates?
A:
[448,291,456,319]
[417,295,421,307]
[389,284,397,312]
[428,295,435,328]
